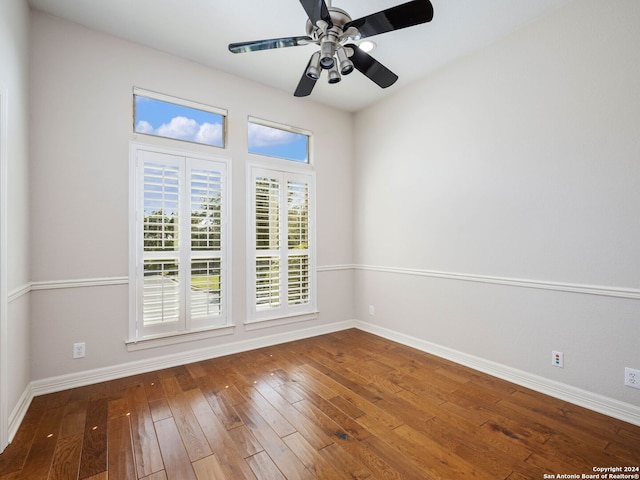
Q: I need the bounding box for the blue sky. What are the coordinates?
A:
[248,122,308,163]
[135,96,224,147]
[135,95,309,162]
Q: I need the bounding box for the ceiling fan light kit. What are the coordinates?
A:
[229,0,434,97]
[335,46,354,75]
[306,51,322,79]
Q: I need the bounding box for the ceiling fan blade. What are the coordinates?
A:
[299,0,332,27]
[344,0,434,39]
[229,36,313,54]
[294,59,318,97]
[346,44,398,88]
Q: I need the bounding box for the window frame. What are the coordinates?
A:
[133,87,228,148]
[246,159,317,329]
[128,142,232,349]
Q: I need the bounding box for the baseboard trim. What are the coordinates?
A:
[7,382,33,445]
[354,320,640,427]
[1,320,352,451]
[30,320,355,397]
[9,318,638,450]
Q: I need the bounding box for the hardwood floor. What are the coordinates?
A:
[1,329,638,479]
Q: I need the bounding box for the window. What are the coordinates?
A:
[248,117,310,163]
[129,143,230,344]
[134,88,226,148]
[248,165,316,325]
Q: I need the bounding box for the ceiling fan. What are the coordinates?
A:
[228,0,434,97]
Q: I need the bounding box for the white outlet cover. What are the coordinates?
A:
[625,367,640,389]
[73,342,86,359]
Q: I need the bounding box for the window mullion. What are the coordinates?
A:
[135,154,145,339]
[189,159,226,327]
[179,158,190,332]
[279,173,288,310]
[251,171,260,315]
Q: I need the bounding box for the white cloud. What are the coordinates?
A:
[248,122,298,148]
[135,120,154,134]
[156,116,199,141]
[195,122,223,145]
[137,116,223,146]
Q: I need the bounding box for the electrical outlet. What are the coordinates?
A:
[368,305,375,316]
[73,342,86,359]
[552,350,563,368]
[625,367,640,389]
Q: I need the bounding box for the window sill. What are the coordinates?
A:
[126,324,235,351]
[244,311,319,331]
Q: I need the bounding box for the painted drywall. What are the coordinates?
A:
[29,11,354,380]
[0,0,31,447]
[353,0,640,404]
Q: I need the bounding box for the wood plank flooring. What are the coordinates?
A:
[1,329,638,479]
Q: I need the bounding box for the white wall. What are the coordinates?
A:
[0,0,31,449]
[354,0,640,405]
[29,11,354,381]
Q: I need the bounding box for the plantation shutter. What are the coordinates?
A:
[287,179,310,306]
[250,167,314,321]
[188,160,226,329]
[135,148,227,339]
[255,174,281,311]
[140,153,182,335]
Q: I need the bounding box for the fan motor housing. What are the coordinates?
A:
[305,7,352,38]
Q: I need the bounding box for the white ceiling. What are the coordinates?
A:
[27,0,572,112]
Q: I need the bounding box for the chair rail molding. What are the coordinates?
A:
[354,264,640,300]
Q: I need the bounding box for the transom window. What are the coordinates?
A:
[248,117,310,163]
[134,87,226,148]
